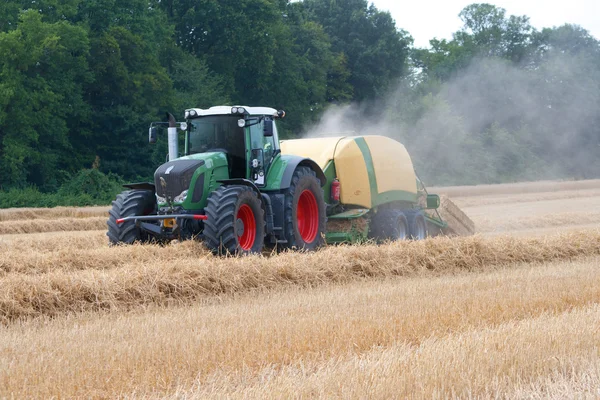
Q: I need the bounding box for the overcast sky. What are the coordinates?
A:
[370,0,600,48]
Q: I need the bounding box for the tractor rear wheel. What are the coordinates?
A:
[107,190,156,245]
[282,166,326,250]
[369,209,409,242]
[203,185,265,255]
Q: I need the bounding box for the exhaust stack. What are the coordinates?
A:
[167,113,178,161]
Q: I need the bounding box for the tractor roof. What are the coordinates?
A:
[185,106,278,117]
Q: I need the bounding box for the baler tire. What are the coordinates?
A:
[203,185,265,255]
[369,209,409,243]
[107,190,156,245]
[406,210,428,240]
[281,166,326,251]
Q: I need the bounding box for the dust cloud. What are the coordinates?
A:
[300,54,600,186]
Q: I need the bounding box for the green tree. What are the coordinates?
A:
[527,24,600,177]
[0,0,80,32]
[0,10,90,190]
[264,4,338,133]
[414,4,533,81]
[302,0,412,101]
[457,3,533,61]
[165,0,280,103]
[82,27,173,179]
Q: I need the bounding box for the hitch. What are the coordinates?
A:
[116,214,208,225]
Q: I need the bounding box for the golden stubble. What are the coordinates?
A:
[1,180,600,398]
[431,179,600,197]
[0,206,108,222]
[0,216,107,234]
[0,230,599,321]
[1,257,599,398]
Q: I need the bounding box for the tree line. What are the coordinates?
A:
[0,0,598,201]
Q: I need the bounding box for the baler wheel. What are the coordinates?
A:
[406,210,428,240]
[203,185,265,255]
[107,190,156,245]
[282,166,326,250]
[369,209,409,242]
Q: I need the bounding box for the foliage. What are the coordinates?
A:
[302,0,412,101]
[0,169,123,208]
[0,1,599,200]
[0,10,90,190]
[400,3,600,185]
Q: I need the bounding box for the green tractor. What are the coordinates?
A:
[107,106,328,254]
[107,105,474,254]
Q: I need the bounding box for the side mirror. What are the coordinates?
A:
[264,119,274,137]
[149,127,158,144]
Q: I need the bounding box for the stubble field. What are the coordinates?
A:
[1,179,600,398]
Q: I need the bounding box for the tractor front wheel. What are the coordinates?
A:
[282,166,326,250]
[203,186,265,255]
[107,190,156,245]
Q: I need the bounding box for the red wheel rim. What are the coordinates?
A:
[297,190,319,243]
[236,204,256,250]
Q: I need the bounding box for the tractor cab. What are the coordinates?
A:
[184,106,284,185]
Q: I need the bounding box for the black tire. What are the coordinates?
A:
[369,209,409,242]
[203,185,265,255]
[282,166,326,251]
[107,190,156,245]
[406,209,428,240]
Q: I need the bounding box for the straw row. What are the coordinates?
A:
[1,230,599,322]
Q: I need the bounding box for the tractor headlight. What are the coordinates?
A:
[231,107,238,114]
[237,107,246,114]
[174,190,189,203]
[156,194,166,204]
[189,110,197,117]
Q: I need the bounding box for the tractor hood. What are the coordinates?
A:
[154,159,205,201]
[153,152,229,208]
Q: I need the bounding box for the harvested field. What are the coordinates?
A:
[1,231,600,322]
[0,229,106,244]
[450,187,600,208]
[2,257,599,398]
[0,205,108,222]
[1,179,600,397]
[454,182,600,235]
[0,216,106,235]
[431,178,600,197]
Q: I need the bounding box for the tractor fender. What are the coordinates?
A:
[217,179,262,197]
[123,182,155,192]
[280,157,326,189]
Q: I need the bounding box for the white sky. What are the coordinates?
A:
[370,0,600,48]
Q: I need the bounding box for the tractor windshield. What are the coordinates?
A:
[187,116,245,158]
